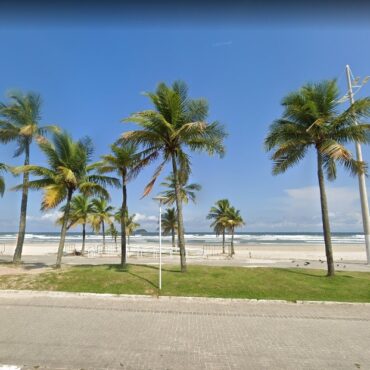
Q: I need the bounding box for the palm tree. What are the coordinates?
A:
[13,131,119,268]
[59,194,94,255]
[207,199,231,254]
[108,223,119,249]
[265,80,370,276]
[0,91,59,263]
[90,197,114,252]
[126,213,140,245]
[225,206,245,256]
[159,172,201,205]
[161,208,178,250]
[98,143,148,267]
[122,81,227,272]
[0,163,8,197]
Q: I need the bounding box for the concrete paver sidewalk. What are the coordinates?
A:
[0,292,369,369]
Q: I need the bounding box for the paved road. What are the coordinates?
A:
[0,292,369,369]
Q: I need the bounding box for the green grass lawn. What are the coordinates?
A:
[1,264,370,302]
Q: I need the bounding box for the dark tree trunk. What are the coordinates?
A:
[317,151,335,276]
[171,155,187,272]
[102,220,106,253]
[230,226,235,256]
[171,227,175,250]
[56,189,73,268]
[121,176,127,267]
[13,142,30,264]
[81,223,86,255]
[222,229,225,254]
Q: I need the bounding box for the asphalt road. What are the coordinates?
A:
[0,291,369,369]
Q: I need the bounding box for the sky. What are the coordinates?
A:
[0,2,370,233]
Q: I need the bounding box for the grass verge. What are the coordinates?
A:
[0,264,370,302]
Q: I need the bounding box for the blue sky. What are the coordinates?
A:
[0,18,370,232]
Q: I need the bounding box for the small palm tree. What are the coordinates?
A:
[122,81,227,272]
[159,172,201,205]
[207,199,231,254]
[108,223,119,249]
[126,213,140,245]
[265,80,370,276]
[0,91,59,263]
[13,131,119,268]
[225,206,245,256]
[59,194,94,255]
[161,208,178,250]
[90,197,115,252]
[0,163,8,197]
[98,143,148,266]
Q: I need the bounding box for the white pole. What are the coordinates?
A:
[159,201,162,290]
[346,65,370,264]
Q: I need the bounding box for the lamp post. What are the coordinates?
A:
[153,196,167,290]
[344,65,370,264]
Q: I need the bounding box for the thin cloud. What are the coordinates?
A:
[212,41,233,47]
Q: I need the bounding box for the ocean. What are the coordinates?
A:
[0,232,365,245]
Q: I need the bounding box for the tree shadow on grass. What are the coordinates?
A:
[127,271,158,290]
[0,260,49,270]
[285,268,354,279]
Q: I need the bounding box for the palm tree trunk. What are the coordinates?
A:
[222,229,225,254]
[171,155,186,272]
[13,143,30,264]
[81,223,86,255]
[121,177,127,267]
[56,189,73,268]
[171,227,175,250]
[102,220,106,253]
[230,226,235,256]
[317,150,335,276]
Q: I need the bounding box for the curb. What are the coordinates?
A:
[0,289,369,306]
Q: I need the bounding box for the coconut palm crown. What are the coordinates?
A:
[159,172,201,206]
[122,81,227,272]
[0,91,59,263]
[13,131,119,267]
[265,80,370,276]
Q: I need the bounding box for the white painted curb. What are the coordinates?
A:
[0,289,369,306]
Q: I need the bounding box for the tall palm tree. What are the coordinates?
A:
[159,172,201,205]
[90,197,114,252]
[161,208,178,250]
[0,163,8,197]
[59,194,94,255]
[126,213,140,245]
[207,199,231,254]
[98,143,148,267]
[13,131,119,268]
[225,206,245,256]
[122,81,227,272]
[265,80,370,276]
[0,91,59,263]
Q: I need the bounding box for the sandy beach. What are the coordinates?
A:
[1,241,367,262]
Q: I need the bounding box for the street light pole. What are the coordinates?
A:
[345,65,370,264]
[153,196,167,290]
[159,200,162,290]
